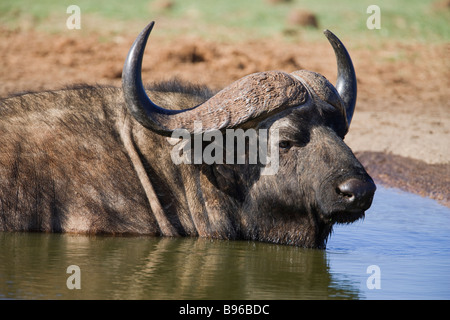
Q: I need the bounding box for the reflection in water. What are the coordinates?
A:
[0,233,359,299]
[1,186,449,300]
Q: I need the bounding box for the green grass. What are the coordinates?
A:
[0,0,448,42]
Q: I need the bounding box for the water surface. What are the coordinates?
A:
[0,186,449,299]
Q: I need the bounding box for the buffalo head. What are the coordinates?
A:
[121,22,376,248]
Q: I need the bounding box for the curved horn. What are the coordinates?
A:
[323,30,357,127]
[122,21,182,135]
[122,21,309,136]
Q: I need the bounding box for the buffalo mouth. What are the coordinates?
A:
[320,176,376,225]
[327,209,366,224]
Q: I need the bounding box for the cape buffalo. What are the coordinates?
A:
[0,22,375,248]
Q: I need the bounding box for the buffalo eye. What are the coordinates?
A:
[279,140,292,150]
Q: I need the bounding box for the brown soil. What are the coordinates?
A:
[356,151,449,207]
[1,27,449,206]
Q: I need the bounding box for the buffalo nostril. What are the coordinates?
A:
[337,178,376,210]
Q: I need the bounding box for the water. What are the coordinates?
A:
[327,187,450,299]
[0,186,449,300]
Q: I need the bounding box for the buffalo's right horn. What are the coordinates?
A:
[323,29,357,128]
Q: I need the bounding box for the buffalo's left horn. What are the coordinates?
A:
[122,21,309,136]
[323,29,357,127]
[122,21,184,135]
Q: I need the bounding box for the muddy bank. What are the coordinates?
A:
[356,151,449,207]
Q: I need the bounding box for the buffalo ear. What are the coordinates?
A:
[202,164,245,202]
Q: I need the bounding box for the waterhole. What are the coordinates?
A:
[0,186,448,299]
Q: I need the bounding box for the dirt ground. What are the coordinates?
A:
[1,27,449,206]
